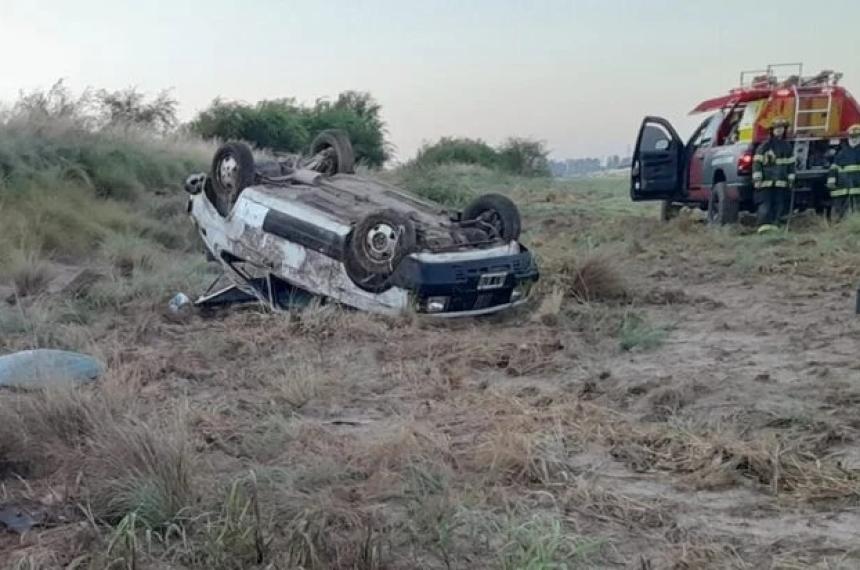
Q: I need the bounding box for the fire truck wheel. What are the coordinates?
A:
[707,182,738,225]
[659,200,681,222]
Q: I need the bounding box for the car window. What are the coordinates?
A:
[689,112,724,149]
[641,123,673,152]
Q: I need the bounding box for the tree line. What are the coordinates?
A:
[5,81,550,174]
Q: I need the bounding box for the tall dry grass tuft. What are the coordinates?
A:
[85,412,196,529]
[0,386,118,477]
[4,249,53,298]
[564,254,628,302]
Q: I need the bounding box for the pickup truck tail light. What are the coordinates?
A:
[737,153,753,175]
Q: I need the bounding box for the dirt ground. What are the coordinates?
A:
[2,179,860,569]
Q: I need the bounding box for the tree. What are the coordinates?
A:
[189,91,390,167]
[497,137,550,177]
[97,87,178,132]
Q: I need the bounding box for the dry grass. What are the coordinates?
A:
[563,253,629,302]
[609,423,860,502]
[4,249,53,298]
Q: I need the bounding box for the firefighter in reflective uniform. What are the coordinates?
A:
[828,124,860,220]
[752,118,796,231]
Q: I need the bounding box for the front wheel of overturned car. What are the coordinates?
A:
[707,182,738,226]
[309,130,356,175]
[348,210,417,277]
[211,142,256,217]
[462,193,522,241]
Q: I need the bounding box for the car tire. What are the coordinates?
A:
[348,209,416,276]
[211,142,256,217]
[707,182,738,225]
[659,200,681,222]
[462,193,522,241]
[309,130,355,175]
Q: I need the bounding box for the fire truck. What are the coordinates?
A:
[630,64,860,224]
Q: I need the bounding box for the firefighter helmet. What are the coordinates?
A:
[770,117,791,130]
[848,124,860,136]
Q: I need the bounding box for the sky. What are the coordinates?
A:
[1,0,859,162]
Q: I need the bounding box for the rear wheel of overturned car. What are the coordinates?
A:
[347,210,416,280]
[707,182,739,225]
[462,193,521,241]
[309,130,355,175]
[211,142,256,217]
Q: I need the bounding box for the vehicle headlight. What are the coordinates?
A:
[511,282,532,302]
[424,296,448,313]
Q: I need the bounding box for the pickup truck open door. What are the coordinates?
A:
[630,117,684,201]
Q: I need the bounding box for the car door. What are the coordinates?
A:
[686,111,724,195]
[630,116,684,201]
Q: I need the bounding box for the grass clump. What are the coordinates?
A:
[497,514,602,569]
[86,415,195,529]
[4,249,53,298]
[618,313,669,352]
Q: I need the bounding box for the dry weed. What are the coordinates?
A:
[84,412,195,528]
[610,424,860,501]
[563,254,628,302]
[4,249,52,298]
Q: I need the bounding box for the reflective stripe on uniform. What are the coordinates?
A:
[843,164,860,173]
[752,172,763,180]
[775,158,795,165]
[831,188,849,197]
[828,177,837,185]
[774,180,788,188]
[753,154,764,162]
[850,188,860,196]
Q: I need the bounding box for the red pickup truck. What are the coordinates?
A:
[630,64,860,224]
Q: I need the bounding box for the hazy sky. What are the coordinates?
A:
[2,0,858,161]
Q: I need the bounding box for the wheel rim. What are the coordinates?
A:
[308,146,337,175]
[365,223,397,262]
[217,155,239,191]
[477,210,504,238]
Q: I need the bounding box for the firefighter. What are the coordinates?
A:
[752,118,796,231]
[828,124,860,220]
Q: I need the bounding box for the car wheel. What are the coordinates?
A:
[659,200,681,222]
[707,182,738,225]
[462,193,521,241]
[308,130,355,175]
[348,210,416,276]
[211,142,256,217]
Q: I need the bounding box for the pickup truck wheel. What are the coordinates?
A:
[707,182,738,225]
[659,200,681,222]
[348,210,416,275]
[308,130,355,175]
[462,193,521,241]
[211,142,256,217]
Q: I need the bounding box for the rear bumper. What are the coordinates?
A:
[393,247,540,315]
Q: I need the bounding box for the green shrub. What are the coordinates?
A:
[190,91,389,167]
[497,137,551,177]
[414,137,499,170]
[411,136,550,177]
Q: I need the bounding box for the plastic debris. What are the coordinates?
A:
[168,292,191,314]
[0,349,103,390]
[0,503,45,534]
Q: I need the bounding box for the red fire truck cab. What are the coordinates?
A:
[630,64,860,224]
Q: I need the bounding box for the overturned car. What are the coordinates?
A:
[184,130,539,317]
